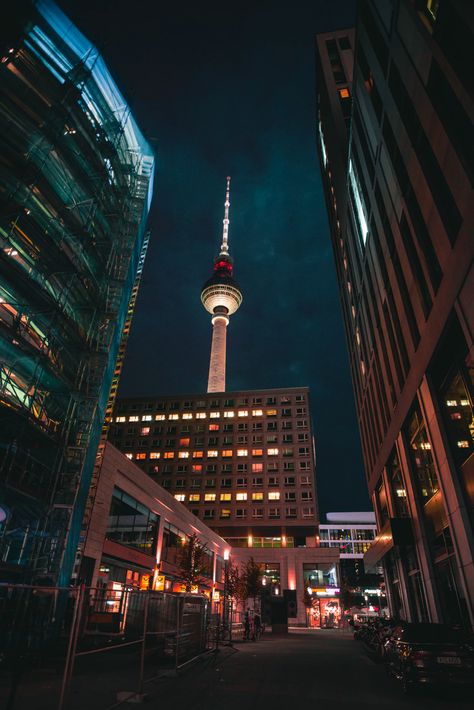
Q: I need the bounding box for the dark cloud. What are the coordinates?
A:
[59,0,369,514]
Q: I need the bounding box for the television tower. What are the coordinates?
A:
[201,177,243,392]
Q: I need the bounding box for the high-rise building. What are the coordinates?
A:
[316,0,474,628]
[0,0,154,584]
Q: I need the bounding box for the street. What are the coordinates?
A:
[151,629,472,710]
[3,628,472,709]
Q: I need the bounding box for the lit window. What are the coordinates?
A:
[252,463,263,472]
[209,424,220,431]
[142,415,152,421]
[129,416,139,422]
[189,494,200,502]
[267,448,279,456]
[223,411,235,418]
[174,494,186,502]
[236,492,247,501]
[318,119,328,168]
[446,400,457,407]
[237,449,248,457]
[460,399,469,406]
[193,451,203,458]
[140,427,150,435]
[125,453,133,459]
[192,464,202,472]
[168,414,179,420]
[457,441,469,448]
[220,509,231,518]
[221,450,233,458]
[178,451,189,459]
[210,412,220,419]
[338,87,350,99]
[205,493,216,501]
[116,416,126,422]
[238,410,248,417]
[155,414,166,421]
[164,452,175,459]
[149,452,160,459]
[348,158,369,244]
[220,493,232,501]
[196,412,207,419]
[268,492,280,500]
[252,449,263,457]
[252,492,264,501]
[207,450,218,458]
[252,409,263,416]
[266,409,277,416]
[136,453,146,460]
[182,413,193,419]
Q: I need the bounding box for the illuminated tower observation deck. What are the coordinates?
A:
[201,177,243,393]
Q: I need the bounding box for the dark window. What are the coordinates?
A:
[106,487,159,554]
[338,36,351,50]
[399,213,432,319]
[389,62,461,244]
[359,0,389,74]
[426,59,473,187]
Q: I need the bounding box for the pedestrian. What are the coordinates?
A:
[244,608,251,641]
[253,611,262,641]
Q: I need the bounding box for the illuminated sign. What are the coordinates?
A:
[155,575,165,591]
[212,590,220,602]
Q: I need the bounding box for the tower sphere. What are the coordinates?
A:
[201,255,243,316]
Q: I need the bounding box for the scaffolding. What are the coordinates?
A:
[0,0,155,583]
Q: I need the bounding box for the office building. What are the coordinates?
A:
[316,0,474,627]
[0,0,154,584]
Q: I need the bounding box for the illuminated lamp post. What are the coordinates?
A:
[201,177,243,393]
[223,548,230,641]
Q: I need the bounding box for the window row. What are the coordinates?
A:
[126,447,311,461]
[161,475,312,489]
[115,407,307,423]
[118,395,306,413]
[173,491,313,502]
[118,430,309,442]
[194,507,315,520]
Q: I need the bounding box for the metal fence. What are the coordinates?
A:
[0,584,212,709]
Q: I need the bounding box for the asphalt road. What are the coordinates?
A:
[3,629,472,709]
[151,629,472,710]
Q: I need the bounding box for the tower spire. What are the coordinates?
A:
[219,176,231,256]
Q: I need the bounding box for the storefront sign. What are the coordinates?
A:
[154,575,165,591]
[212,590,220,602]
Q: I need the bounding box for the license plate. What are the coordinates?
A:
[437,656,461,665]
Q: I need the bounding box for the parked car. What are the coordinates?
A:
[384,623,474,694]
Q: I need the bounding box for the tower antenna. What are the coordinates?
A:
[220,176,231,256]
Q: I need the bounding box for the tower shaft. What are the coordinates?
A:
[207,315,228,392]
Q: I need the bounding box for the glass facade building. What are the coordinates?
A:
[0,1,154,584]
[316,0,474,628]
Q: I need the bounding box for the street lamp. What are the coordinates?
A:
[223,549,230,641]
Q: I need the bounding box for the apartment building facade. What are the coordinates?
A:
[108,387,340,624]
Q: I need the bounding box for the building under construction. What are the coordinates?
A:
[0,0,155,584]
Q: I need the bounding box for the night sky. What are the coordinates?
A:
[60,0,369,515]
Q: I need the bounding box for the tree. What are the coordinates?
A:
[241,557,262,606]
[176,533,209,592]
